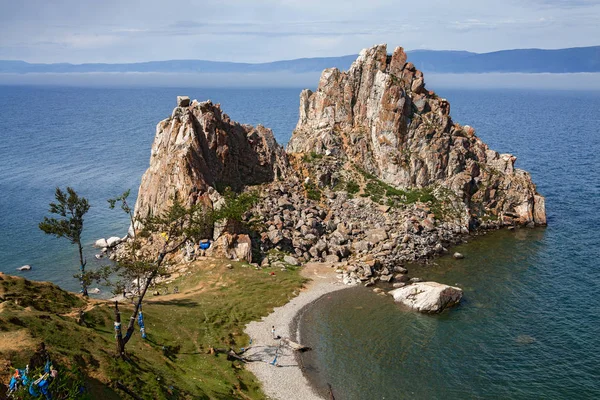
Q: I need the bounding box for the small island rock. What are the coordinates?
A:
[17,265,32,271]
[389,281,463,313]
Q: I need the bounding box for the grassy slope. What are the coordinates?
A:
[0,258,307,399]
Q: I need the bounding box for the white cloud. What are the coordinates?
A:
[0,0,598,63]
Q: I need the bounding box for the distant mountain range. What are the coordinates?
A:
[1,46,599,74]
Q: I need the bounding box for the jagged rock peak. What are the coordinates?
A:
[134,98,289,219]
[287,44,546,227]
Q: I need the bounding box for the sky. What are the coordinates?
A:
[1,0,599,63]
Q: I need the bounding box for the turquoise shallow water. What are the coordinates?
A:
[0,86,599,398]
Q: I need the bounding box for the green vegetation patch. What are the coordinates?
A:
[301,152,324,163]
[0,260,307,399]
[0,274,85,314]
[304,181,322,201]
[350,164,461,219]
[345,180,360,195]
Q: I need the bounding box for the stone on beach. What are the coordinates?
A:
[389,281,463,313]
[453,252,465,259]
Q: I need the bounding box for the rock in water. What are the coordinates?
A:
[106,236,122,248]
[17,265,32,271]
[94,238,108,248]
[389,282,463,313]
[287,44,546,228]
[453,252,465,259]
[515,335,536,345]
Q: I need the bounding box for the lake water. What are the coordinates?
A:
[0,86,298,291]
[298,90,600,399]
[1,85,599,398]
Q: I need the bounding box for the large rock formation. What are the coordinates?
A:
[134,99,289,219]
[288,44,546,227]
[130,45,547,286]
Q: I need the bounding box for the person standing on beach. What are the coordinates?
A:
[271,325,276,339]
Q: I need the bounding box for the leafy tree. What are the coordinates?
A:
[214,188,259,233]
[39,187,91,297]
[101,189,255,358]
[108,189,135,238]
[106,195,213,358]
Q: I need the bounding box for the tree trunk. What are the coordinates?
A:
[112,240,184,356]
[78,241,88,297]
[114,301,126,358]
[123,267,159,346]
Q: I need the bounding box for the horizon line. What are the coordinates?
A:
[2,44,599,65]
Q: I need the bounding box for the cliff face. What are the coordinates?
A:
[288,44,546,227]
[134,99,289,219]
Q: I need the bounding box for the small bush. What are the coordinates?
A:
[346,181,360,195]
[304,182,321,201]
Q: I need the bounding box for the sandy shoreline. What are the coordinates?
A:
[244,262,348,400]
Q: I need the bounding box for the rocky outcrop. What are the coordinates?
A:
[129,45,547,293]
[206,233,253,263]
[134,99,289,220]
[389,281,463,313]
[288,44,546,228]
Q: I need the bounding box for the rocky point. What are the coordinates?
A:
[129,44,547,310]
[288,44,546,229]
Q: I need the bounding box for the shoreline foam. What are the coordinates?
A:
[244,262,347,400]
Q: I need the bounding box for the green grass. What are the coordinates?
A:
[351,165,454,217]
[0,259,307,399]
[361,175,435,207]
[301,152,323,163]
[0,275,85,313]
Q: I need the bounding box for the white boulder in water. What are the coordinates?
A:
[90,288,101,294]
[389,282,463,313]
[17,265,32,271]
[106,236,122,248]
[94,238,108,248]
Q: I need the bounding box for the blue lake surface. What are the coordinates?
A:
[298,89,600,399]
[0,85,599,399]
